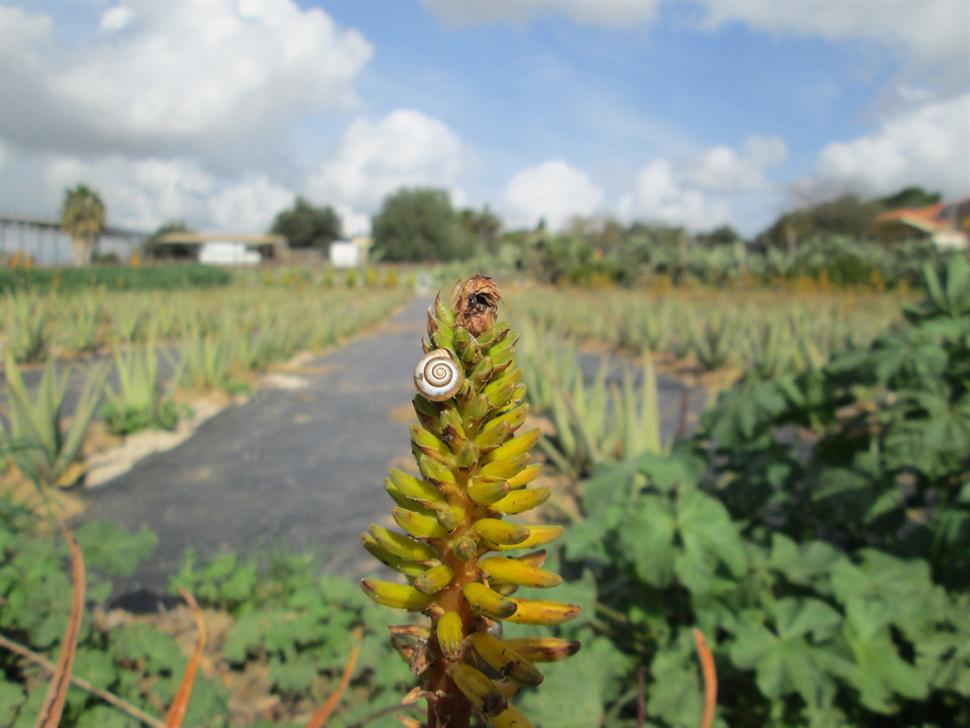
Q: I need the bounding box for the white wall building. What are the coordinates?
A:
[198,241,261,265]
[329,239,360,268]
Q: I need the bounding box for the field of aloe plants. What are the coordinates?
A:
[0,283,411,491]
[509,286,904,377]
[2,258,969,727]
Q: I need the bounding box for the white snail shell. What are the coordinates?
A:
[414,349,463,401]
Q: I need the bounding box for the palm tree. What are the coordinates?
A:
[60,184,106,265]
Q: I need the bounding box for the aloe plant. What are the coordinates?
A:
[3,294,50,362]
[0,351,106,487]
[60,293,102,354]
[178,328,235,392]
[613,357,663,458]
[689,312,735,372]
[360,276,580,728]
[517,324,665,476]
[102,338,180,435]
[110,306,143,343]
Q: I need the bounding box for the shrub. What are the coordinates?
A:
[0,265,230,294]
[560,256,970,725]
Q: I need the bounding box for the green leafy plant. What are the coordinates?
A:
[518,326,664,477]
[1,497,421,728]
[58,293,102,354]
[2,294,51,363]
[557,255,970,726]
[178,328,236,393]
[102,339,181,436]
[0,351,106,488]
[688,312,735,371]
[0,502,226,728]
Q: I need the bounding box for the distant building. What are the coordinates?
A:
[872,197,970,249]
[155,232,289,264]
[328,236,372,268]
[198,242,261,265]
[0,214,146,265]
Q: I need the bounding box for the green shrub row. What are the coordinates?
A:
[0,265,230,293]
[440,235,953,290]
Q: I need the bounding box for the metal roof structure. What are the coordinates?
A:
[0,213,147,239]
[155,231,290,260]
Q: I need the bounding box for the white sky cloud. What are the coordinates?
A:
[423,0,659,28]
[0,1,965,241]
[699,0,970,80]
[209,177,294,233]
[306,109,472,234]
[618,135,787,230]
[799,93,970,200]
[0,106,470,234]
[685,135,787,192]
[502,160,604,230]
[619,159,731,231]
[99,5,134,32]
[27,153,292,232]
[41,156,214,230]
[0,2,372,163]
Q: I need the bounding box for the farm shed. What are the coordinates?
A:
[155,232,289,264]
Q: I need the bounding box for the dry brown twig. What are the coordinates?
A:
[693,628,718,728]
[305,625,364,728]
[34,524,85,728]
[165,588,206,728]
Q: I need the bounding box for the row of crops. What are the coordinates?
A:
[2,286,410,365]
[508,286,904,376]
[1,286,410,490]
[2,259,968,727]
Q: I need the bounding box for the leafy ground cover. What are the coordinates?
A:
[557,256,970,725]
[0,505,416,727]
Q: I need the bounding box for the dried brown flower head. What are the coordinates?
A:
[455,275,501,336]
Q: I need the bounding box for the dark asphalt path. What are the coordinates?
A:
[76,298,428,594]
[62,299,704,597]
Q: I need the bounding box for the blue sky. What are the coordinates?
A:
[1,0,967,236]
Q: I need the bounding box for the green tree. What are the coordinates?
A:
[695,224,741,247]
[270,197,342,249]
[758,194,880,251]
[459,205,503,253]
[371,188,470,262]
[877,186,942,210]
[60,184,106,266]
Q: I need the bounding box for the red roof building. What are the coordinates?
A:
[872,198,970,249]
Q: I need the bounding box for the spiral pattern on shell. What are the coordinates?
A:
[414,349,462,401]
